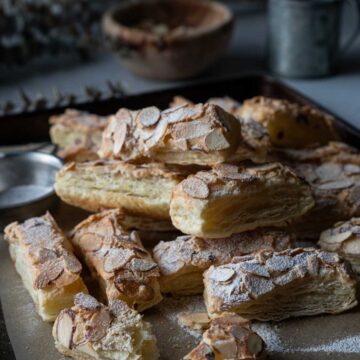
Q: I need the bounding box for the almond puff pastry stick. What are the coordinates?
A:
[204,248,358,321]
[153,229,293,295]
[319,217,360,274]
[98,103,243,166]
[55,160,185,219]
[170,163,315,238]
[49,109,109,162]
[53,292,159,360]
[71,210,162,312]
[184,313,266,360]
[238,96,338,148]
[4,213,88,322]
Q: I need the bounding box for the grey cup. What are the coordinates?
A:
[268,0,360,78]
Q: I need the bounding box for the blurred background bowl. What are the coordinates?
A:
[102,0,234,80]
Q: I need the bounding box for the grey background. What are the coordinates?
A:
[0,3,359,127]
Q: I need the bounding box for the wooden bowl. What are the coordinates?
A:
[102,0,234,80]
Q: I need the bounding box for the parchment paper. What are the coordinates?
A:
[1,203,360,359]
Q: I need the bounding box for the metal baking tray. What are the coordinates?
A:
[1,74,360,360]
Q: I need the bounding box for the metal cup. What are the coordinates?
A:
[268,0,360,78]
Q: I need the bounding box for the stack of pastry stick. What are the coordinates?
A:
[4,95,360,360]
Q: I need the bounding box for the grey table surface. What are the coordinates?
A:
[0,5,359,129]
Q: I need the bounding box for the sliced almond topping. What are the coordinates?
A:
[320,230,353,244]
[210,267,235,283]
[76,343,98,358]
[316,163,342,182]
[172,121,212,140]
[205,130,230,151]
[138,106,161,127]
[115,108,132,124]
[113,121,127,155]
[103,248,133,273]
[72,321,86,346]
[342,239,360,255]
[74,293,101,311]
[85,308,111,342]
[130,258,157,272]
[56,309,74,349]
[344,164,360,175]
[63,253,82,274]
[231,326,248,340]
[177,312,210,331]
[79,233,103,252]
[34,258,64,289]
[109,299,129,318]
[163,104,203,124]
[247,333,264,355]
[318,179,354,190]
[145,118,168,149]
[205,335,238,359]
[28,247,58,264]
[182,177,209,199]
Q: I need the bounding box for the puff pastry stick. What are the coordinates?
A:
[319,218,360,273]
[170,163,314,238]
[184,314,266,360]
[50,109,109,162]
[4,213,87,322]
[98,103,242,166]
[71,210,162,311]
[53,292,158,360]
[238,96,338,148]
[204,248,357,321]
[55,160,184,219]
[153,229,293,295]
[287,162,360,239]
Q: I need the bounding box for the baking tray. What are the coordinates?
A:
[1,74,360,360]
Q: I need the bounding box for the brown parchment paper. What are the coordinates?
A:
[1,203,360,359]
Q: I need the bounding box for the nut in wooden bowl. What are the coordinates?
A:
[102,0,234,80]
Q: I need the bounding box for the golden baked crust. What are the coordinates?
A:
[4,213,88,322]
[53,293,159,360]
[170,163,314,238]
[153,229,293,295]
[238,96,338,148]
[204,248,357,321]
[287,162,360,239]
[98,103,241,165]
[71,210,162,311]
[50,109,109,162]
[319,218,360,273]
[55,160,185,219]
[184,314,266,360]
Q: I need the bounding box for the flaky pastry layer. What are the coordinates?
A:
[204,248,357,321]
[170,163,314,238]
[153,229,293,295]
[4,213,87,321]
[71,210,162,311]
[55,160,184,219]
[53,293,159,360]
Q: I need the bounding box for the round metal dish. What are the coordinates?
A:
[0,151,63,229]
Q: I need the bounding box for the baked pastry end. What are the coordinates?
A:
[53,293,159,360]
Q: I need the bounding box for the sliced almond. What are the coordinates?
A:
[205,335,237,359]
[145,118,168,149]
[115,108,132,125]
[63,253,82,274]
[72,321,86,346]
[74,293,101,311]
[79,233,103,252]
[172,121,212,140]
[344,164,360,175]
[320,230,353,244]
[178,312,210,331]
[205,130,230,151]
[113,121,127,155]
[182,177,209,199]
[109,299,129,317]
[76,343,98,358]
[318,179,354,190]
[85,308,111,342]
[34,258,64,289]
[56,309,75,349]
[103,248,133,273]
[28,247,58,264]
[316,163,342,182]
[163,104,203,124]
[130,258,157,272]
[210,267,235,283]
[246,333,264,355]
[138,106,161,127]
[342,239,360,255]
